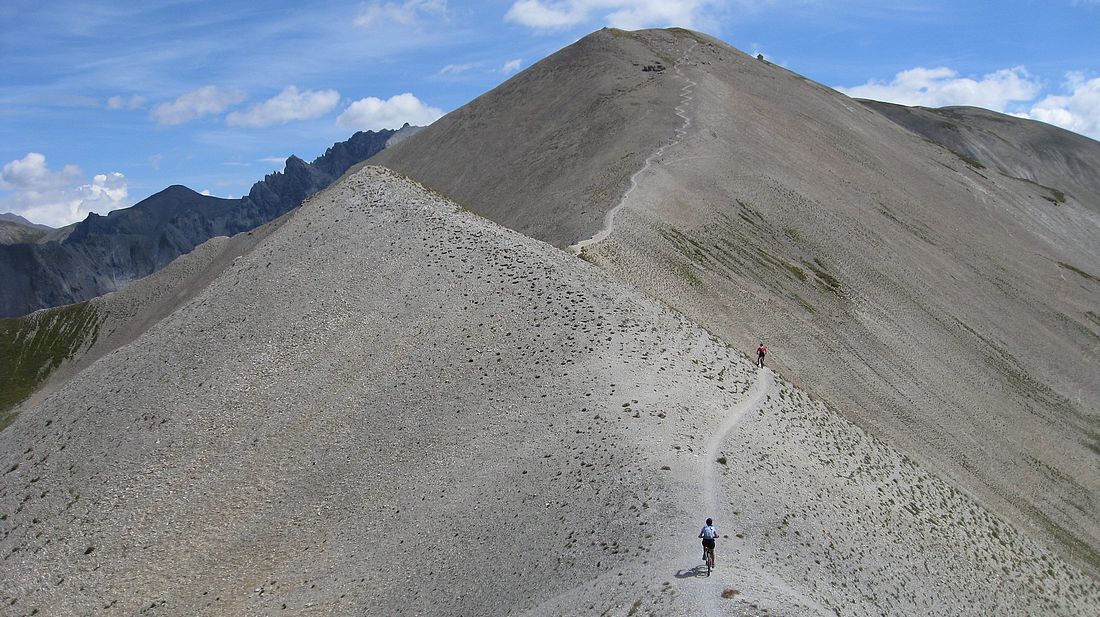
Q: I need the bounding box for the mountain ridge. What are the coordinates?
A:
[3,166,1096,615]
[372,27,1100,577]
[0,125,418,318]
[1,26,1098,615]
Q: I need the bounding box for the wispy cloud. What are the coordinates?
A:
[106,94,147,110]
[501,58,523,75]
[1016,72,1100,140]
[837,64,1100,140]
[151,85,246,126]
[355,0,448,28]
[836,66,1040,111]
[226,86,340,128]
[505,0,722,29]
[335,93,443,131]
[438,62,480,76]
[0,152,128,226]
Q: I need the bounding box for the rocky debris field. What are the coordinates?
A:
[2,167,1095,616]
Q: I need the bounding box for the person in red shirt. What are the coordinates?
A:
[756,343,767,368]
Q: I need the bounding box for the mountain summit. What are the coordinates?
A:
[374,27,1100,578]
[2,27,1098,615]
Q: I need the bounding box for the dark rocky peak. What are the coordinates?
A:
[0,127,410,317]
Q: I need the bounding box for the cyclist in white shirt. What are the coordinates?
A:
[699,517,717,564]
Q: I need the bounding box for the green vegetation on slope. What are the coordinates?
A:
[1058,261,1100,284]
[0,301,102,429]
[1013,176,1069,205]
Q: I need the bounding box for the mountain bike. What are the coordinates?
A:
[704,545,716,576]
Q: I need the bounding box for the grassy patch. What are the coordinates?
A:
[1026,503,1100,576]
[804,258,842,293]
[1057,261,1100,284]
[0,301,102,429]
[878,205,936,245]
[1086,311,1100,328]
[783,226,805,243]
[1014,176,1068,205]
[1083,428,1100,457]
[781,261,808,282]
[793,294,817,314]
[949,149,985,169]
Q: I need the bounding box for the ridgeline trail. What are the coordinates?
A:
[569,43,698,256]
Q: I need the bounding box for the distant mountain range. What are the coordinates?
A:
[0,124,419,317]
[0,213,52,245]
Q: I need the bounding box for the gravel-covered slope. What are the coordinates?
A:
[373,26,1100,577]
[0,166,757,615]
[579,31,1100,578]
[0,215,286,428]
[367,28,685,247]
[2,167,1097,616]
[862,101,1100,212]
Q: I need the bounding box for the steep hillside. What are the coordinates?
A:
[2,167,1096,616]
[862,101,1100,210]
[0,126,416,318]
[0,215,286,429]
[0,214,50,245]
[371,27,1100,577]
[367,29,686,245]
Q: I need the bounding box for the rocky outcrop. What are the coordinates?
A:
[0,127,409,317]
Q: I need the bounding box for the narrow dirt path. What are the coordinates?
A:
[703,368,773,517]
[671,367,775,616]
[568,43,698,256]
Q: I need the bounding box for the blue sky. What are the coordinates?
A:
[2,0,1098,226]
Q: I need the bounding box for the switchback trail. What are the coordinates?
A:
[568,43,698,256]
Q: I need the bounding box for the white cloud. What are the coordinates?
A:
[505,0,718,29]
[355,0,447,28]
[1017,72,1100,140]
[226,86,341,128]
[0,153,128,227]
[836,66,1041,111]
[335,93,444,131]
[0,153,80,191]
[149,154,162,171]
[151,85,246,126]
[439,62,479,76]
[106,95,146,110]
[502,58,523,74]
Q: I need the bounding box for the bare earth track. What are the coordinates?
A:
[570,42,699,256]
[2,25,1100,617]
